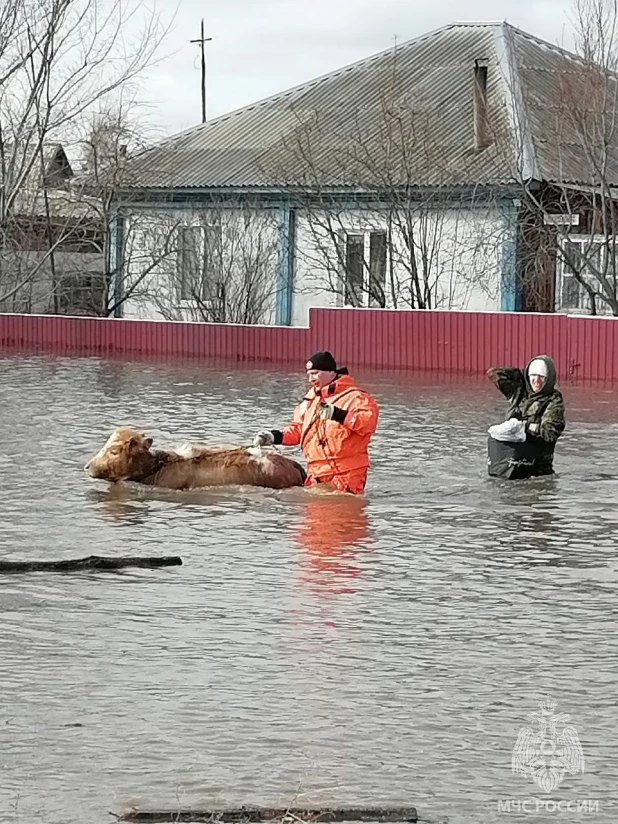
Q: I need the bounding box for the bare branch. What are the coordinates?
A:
[0,0,172,314]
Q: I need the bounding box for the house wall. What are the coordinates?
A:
[516,211,557,313]
[0,251,104,314]
[291,201,507,326]
[119,198,511,326]
[120,206,281,324]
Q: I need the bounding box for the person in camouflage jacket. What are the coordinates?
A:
[487,354,565,476]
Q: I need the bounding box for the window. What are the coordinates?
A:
[177,226,202,300]
[201,223,223,304]
[558,238,615,314]
[369,231,387,307]
[561,274,581,309]
[177,223,223,305]
[342,230,387,308]
[56,273,106,315]
[561,240,587,310]
[344,234,364,307]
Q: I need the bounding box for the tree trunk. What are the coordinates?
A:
[122,806,418,823]
[0,555,182,573]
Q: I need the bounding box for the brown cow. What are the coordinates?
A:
[85,427,306,490]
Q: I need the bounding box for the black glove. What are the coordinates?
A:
[319,402,348,424]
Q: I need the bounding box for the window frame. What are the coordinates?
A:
[176,225,204,302]
[337,228,388,309]
[557,235,615,314]
[176,222,224,308]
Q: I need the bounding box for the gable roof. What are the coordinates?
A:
[1,142,74,186]
[3,142,72,214]
[2,142,103,221]
[507,28,618,187]
[119,21,618,192]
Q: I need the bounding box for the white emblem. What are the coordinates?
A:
[512,697,585,793]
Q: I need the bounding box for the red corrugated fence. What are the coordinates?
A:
[0,308,615,380]
[0,313,310,364]
[310,309,571,375]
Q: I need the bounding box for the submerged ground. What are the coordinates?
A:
[1,353,617,824]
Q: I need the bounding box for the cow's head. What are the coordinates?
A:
[85,428,154,481]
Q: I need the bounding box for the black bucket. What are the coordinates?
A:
[487,436,554,480]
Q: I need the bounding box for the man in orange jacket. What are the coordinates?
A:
[253,351,379,494]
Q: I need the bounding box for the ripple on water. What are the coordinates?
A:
[0,354,617,823]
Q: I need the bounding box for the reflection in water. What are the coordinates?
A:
[293,493,372,594]
[84,484,153,527]
[2,354,618,824]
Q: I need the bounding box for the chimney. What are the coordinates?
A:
[474,59,490,150]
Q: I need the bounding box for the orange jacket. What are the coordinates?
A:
[281,373,379,482]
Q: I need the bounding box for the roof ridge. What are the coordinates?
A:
[502,20,592,66]
[492,22,540,180]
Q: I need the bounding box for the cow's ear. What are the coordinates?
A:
[145,437,153,448]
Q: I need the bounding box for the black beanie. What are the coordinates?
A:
[306,350,337,372]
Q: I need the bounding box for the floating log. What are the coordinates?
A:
[0,555,182,573]
[122,806,418,823]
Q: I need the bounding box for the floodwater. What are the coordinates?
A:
[1,352,617,824]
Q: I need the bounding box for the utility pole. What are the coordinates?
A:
[190,19,212,123]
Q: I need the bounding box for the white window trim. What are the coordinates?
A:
[557,234,616,315]
[175,221,223,309]
[336,227,389,309]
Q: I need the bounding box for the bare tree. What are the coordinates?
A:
[296,184,501,312]
[513,0,618,315]
[267,46,506,312]
[66,100,180,316]
[126,200,281,325]
[0,0,170,312]
[57,107,281,322]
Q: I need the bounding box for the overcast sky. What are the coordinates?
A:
[142,0,577,137]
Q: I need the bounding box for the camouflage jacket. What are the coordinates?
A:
[487,357,565,446]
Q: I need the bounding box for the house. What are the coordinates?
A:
[0,143,105,315]
[112,21,618,324]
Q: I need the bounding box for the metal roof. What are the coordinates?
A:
[119,21,618,191]
[510,31,618,186]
